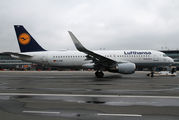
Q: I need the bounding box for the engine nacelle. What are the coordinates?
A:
[118,63,136,74]
[109,63,136,74]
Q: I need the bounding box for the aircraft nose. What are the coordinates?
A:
[169,57,174,64]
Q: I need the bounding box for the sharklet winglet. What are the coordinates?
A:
[68,31,116,63]
[68,31,88,53]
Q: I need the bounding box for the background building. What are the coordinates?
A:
[0,53,32,70]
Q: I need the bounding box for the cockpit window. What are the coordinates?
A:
[163,54,168,57]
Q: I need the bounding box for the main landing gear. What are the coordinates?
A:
[95,71,104,78]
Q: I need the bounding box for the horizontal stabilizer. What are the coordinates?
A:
[3,52,33,57]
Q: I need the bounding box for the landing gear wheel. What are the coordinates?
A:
[151,71,154,77]
[95,71,104,78]
[147,68,155,77]
[148,67,154,77]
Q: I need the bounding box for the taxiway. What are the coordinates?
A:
[0,71,179,120]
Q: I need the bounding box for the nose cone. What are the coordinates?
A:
[169,57,174,64]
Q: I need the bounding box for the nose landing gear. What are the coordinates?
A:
[147,67,154,77]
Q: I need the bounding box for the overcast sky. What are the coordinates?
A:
[0,0,179,52]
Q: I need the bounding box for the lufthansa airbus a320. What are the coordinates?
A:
[4,25,174,78]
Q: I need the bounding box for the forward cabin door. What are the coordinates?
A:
[153,52,159,61]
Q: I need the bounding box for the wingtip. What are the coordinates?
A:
[68,31,75,37]
[14,25,23,27]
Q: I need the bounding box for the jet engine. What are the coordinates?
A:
[109,63,136,74]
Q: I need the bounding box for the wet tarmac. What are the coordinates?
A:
[0,71,179,120]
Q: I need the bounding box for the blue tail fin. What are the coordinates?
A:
[14,25,46,52]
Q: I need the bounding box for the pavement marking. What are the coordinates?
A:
[0,93,179,99]
[23,111,60,114]
[0,93,119,97]
[97,113,142,117]
[119,95,179,99]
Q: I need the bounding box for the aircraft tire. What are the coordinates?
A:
[95,71,104,78]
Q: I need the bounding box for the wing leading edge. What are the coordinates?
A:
[68,31,119,67]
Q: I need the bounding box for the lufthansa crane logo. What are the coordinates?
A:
[19,33,31,45]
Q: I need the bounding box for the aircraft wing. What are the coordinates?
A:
[3,52,33,57]
[68,31,121,67]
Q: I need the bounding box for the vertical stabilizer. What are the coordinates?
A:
[14,25,46,52]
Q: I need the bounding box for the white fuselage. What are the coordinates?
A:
[14,50,174,69]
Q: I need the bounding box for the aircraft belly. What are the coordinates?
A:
[135,62,170,68]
